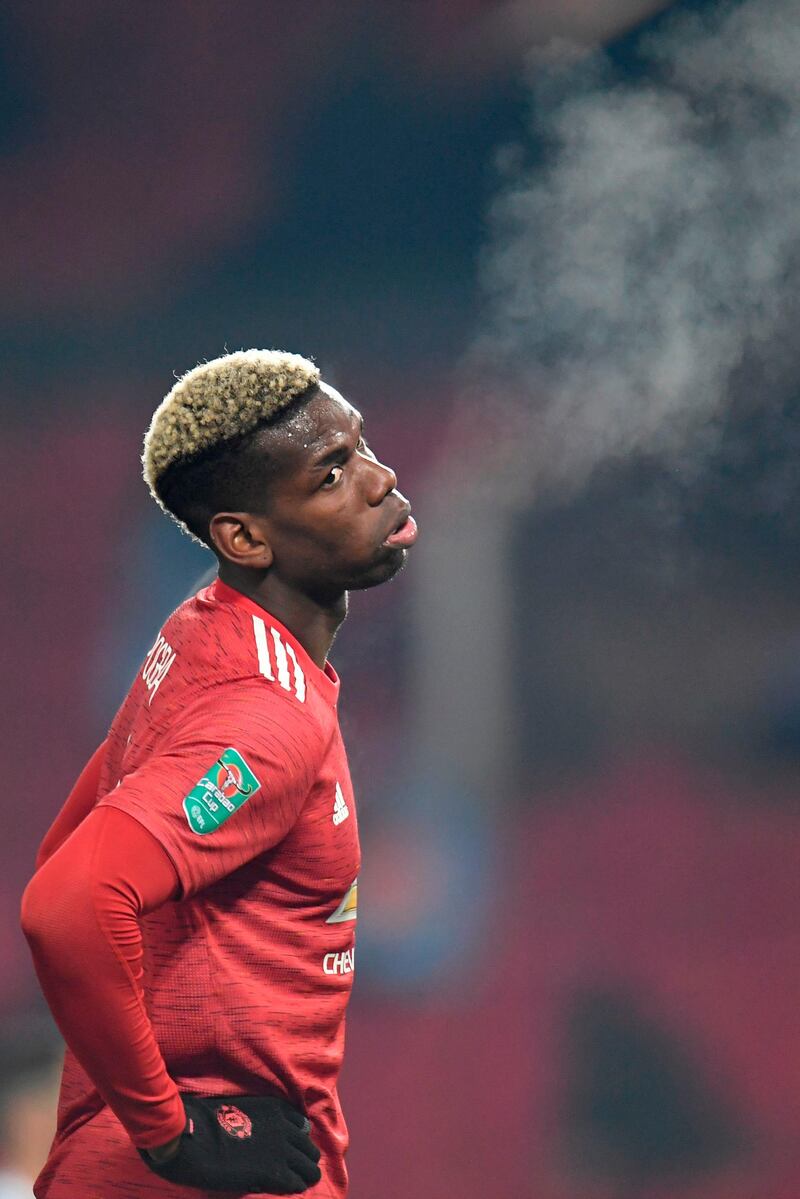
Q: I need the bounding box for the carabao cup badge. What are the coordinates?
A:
[183,748,261,835]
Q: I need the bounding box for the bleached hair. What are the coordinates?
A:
[142,349,320,501]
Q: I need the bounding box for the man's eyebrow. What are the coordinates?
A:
[308,413,365,469]
[310,441,350,469]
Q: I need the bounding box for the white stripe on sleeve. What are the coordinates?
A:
[270,627,292,692]
[284,642,306,703]
[252,615,274,680]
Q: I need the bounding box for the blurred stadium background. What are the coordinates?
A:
[5,1,800,1196]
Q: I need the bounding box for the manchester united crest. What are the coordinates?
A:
[216,1104,253,1139]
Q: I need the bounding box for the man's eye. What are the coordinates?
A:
[322,465,344,487]
[358,438,375,459]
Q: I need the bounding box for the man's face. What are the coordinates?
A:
[254,385,417,599]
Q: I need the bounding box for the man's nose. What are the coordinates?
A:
[367,457,398,503]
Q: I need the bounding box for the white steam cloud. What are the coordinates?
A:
[471,0,800,498]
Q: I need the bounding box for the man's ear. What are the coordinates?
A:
[208,512,273,570]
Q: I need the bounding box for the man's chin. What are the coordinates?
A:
[348,547,408,591]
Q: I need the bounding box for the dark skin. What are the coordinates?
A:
[208,383,414,668]
[147,384,415,1163]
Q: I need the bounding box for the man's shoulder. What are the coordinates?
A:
[139,588,247,704]
[141,587,331,721]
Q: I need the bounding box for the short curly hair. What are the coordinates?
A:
[142,349,320,545]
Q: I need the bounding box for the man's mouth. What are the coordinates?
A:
[383,505,419,549]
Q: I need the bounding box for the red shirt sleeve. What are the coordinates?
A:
[97,680,328,897]
[36,740,107,870]
[21,806,187,1149]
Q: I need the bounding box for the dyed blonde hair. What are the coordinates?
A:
[142,349,320,502]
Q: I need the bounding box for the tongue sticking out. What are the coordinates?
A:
[385,515,418,548]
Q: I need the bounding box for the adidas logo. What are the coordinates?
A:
[332,782,350,826]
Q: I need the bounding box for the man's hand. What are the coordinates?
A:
[139,1093,322,1194]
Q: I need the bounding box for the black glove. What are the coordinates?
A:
[138,1092,322,1194]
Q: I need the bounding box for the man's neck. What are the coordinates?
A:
[218,566,347,669]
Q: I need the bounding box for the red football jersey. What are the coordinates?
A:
[45,579,360,1199]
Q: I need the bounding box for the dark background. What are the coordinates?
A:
[4,2,800,1196]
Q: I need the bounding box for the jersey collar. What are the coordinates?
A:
[208,579,341,706]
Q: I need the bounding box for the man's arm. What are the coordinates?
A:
[22,802,322,1192]
[21,805,187,1149]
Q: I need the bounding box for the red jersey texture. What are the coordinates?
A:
[37,579,360,1199]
